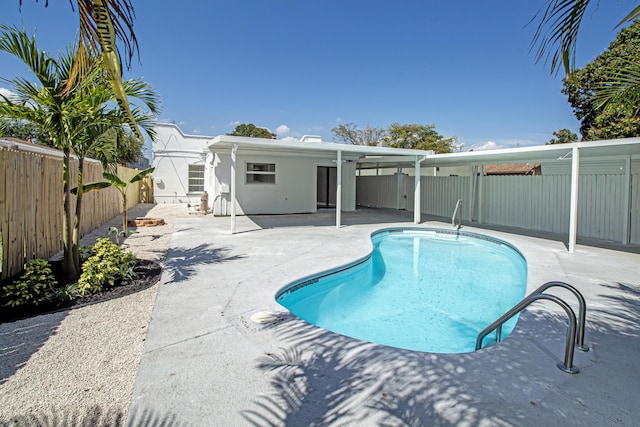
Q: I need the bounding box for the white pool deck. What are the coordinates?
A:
[127,209,640,426]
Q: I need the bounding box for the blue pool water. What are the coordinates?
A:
[276,228,527,353]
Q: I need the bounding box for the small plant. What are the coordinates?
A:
[108,226,137,245]
[1,259,57,307]
[47,282,81,303]
[77,238,136,295]
[103,167,155,235]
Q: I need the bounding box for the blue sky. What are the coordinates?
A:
[0,1,636,154]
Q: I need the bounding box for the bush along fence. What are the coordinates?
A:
[0,146,152,281]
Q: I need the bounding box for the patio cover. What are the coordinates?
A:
[207,136,432,231]
[423,138,640,252]
[209,135,640,253]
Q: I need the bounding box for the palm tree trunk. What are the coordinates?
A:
[122,194,128,235]
[72,159,84,275]
[62,147,80,281]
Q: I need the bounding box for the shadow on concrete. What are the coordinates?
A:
[457,220,640,255]
[247,207,439,230]
[0,405,191,427]
[242,280,640,425]
[245,207,640,254]
[163,244,245,284]
[0,311,67,387]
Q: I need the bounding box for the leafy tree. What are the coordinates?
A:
[332,123,386,146]
[0,25,159,280]
[547,128,578,145]
[332,123,358,145]
[384,123,456,154]
[0,119,52,145]
[94,126,143,166]
[227,123,275,139]
[561,21,640,140]
[586,106,640,140]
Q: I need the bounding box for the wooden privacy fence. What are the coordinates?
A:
[0,147,150,280]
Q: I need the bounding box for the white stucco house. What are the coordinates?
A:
[152,122,433,223]
[152,123,640,251]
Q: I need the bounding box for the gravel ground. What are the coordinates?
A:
[0,204,190,425]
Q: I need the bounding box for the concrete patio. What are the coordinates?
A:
[127,209,640,426]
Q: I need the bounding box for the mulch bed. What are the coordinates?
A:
[0,259,162,324]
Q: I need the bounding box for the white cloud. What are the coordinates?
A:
[178,120,186,126]
[336,117,342,122]
[467,141,505,151]
[0,87,17,101]
[275,125,290,136]
[229,120,240,126]
[279,136,299,142]
[192,128,202,134]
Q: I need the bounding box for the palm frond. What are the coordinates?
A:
[594,59,640,114]
[530,0,591,74]
[616,5,640,28]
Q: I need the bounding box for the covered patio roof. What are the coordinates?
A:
[208,135,433,161]
[207,133,640,253]
[208,136,433,232]
[423,137,640,166]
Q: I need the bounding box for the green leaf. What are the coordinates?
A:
[103,172,127,187]
[129,166,154,184]
[84,181,113,193]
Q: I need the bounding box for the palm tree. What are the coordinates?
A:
[21,0,143,139]
[530,1,640,109]
[0,25,159,280]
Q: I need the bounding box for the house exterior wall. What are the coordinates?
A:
[152,124,210,204]
[210,151,357,216]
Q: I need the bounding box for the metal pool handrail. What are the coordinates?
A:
[475,293,581,374]
[452,199,462,229]
[530,281,589,352]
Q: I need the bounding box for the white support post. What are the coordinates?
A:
[336,150,342,228]
[230,143,238,234]
[414,157,421,224]
[478,163,484,224]
[623,155,632,244]
[568,144,580,253]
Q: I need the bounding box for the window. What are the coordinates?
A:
[246,162,276,184]
[188,164,205,192]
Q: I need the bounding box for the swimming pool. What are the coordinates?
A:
[276,228,527,353]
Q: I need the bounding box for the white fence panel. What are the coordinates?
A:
[578,174,626,242]
[356,171,639,244]
[631,174,640,244]
[356,175,399,208]
[421,176,470,217]
[529,175,570,234]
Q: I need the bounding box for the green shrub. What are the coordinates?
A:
[78,238,136,295]
[2,259,57,307]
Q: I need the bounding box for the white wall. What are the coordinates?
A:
[152,124,210,204]
[211,151,357,215]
